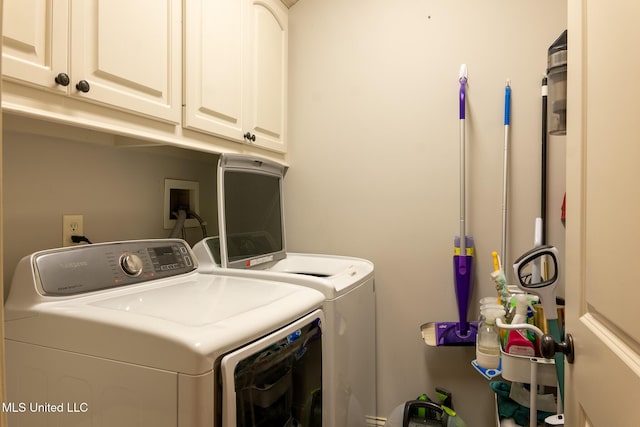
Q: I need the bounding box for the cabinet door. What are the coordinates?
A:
[2,0,68,92]
[246,0,288,153]
[183,0,245,141]
[70,0,181,123]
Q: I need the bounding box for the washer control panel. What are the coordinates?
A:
[34,239,197,296]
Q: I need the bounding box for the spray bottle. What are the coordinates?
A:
[505,294,536,356]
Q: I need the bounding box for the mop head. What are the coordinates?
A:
[420,235,477,346]
[420,321,478,347]
[434,321,478,346]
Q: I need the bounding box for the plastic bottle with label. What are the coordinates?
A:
[476,307,504,369]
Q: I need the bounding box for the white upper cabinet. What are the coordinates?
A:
[248,0,288,153]
[70,0,181,123]
[184,0,245,141]
[184,0,288,153]
[2,0,181,123]
[2,0,288,159]
[2,0,69,93]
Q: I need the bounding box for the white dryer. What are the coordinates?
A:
[4,239,325,427]
[192,153,377,427]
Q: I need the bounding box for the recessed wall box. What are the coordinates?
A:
[164,179,200,230]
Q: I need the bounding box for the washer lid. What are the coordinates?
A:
[263,253,374,295]
[217,154,288,269]
[194,237,375,298]
[5,272,324,375]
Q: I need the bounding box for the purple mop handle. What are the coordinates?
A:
[458,76,467,275]
[459,77,467,120]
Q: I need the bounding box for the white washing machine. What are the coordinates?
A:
[192,154,377,427]
[4,239,325,427]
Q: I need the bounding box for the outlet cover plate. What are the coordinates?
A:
[62,214,84,247]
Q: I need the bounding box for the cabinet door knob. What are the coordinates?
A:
[76,80,91,93]
[54,73,70,87]
[243,132,256,142]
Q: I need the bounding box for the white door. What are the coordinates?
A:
[0,1,6,424]
[564,1,640,425]
[2,0,68,92]
[70,0,181,123]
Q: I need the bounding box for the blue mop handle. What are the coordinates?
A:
[501,81,511,269]
[504,83,511,125]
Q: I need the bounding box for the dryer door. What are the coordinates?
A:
[220,309,323,427]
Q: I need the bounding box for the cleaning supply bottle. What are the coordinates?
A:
[505,331,535,356]
[505,295,535,356]
[476,307,504,369]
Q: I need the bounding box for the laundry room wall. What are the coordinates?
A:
[1,118,219,297]
[285,0,567,424]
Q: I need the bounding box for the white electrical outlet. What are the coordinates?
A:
[62,215,84,247]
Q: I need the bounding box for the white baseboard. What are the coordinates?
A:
[365,415,387,426]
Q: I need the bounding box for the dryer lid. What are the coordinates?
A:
[5,241,324,375]
[5,273,324,375]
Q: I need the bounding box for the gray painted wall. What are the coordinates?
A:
[285,0,567,423]
[2,123,219,296]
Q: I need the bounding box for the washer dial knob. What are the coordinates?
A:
[120,253,144,276]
